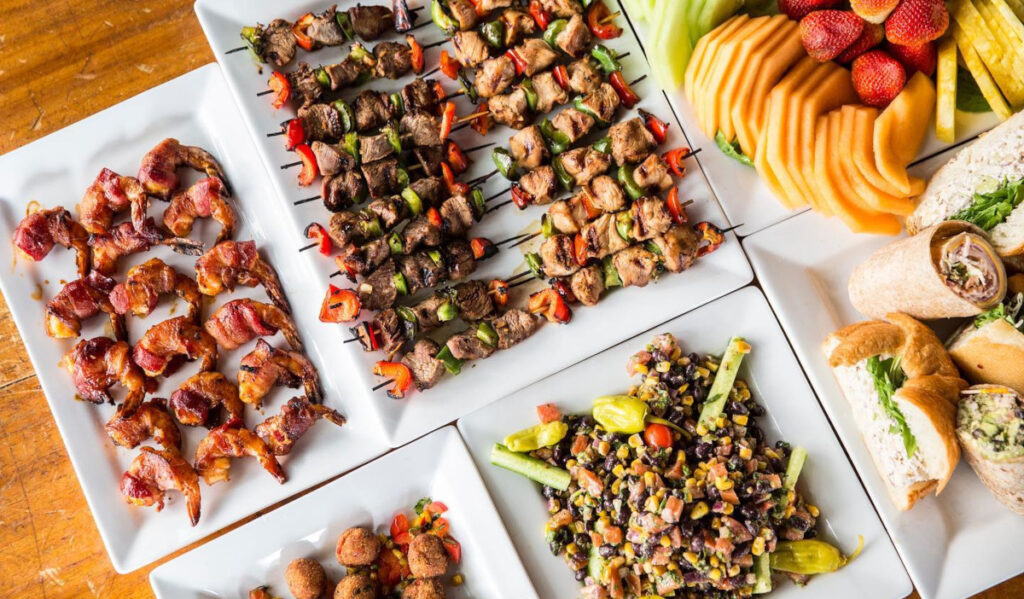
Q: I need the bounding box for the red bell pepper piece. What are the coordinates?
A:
[506,48,528,75]
[319,284,361,323]
[528,288,572,324]
[468,0,488,16]
[586,2,622,40]
[551,278,578,304]
[579,189,601,220]
[445,141,470,175]
[666,187,687,225]
[268,71,291,109]
[609,71,639,108]
[695,221,725,257]
[663,147,691,177]
[488,279,510,307]
[304,222,331,255]
[426,207,443,229]
[405,34,425,74]
[433,80,447,104]
[510,184,532,209]
[442,536,462,563]
[440,50,461,80]
[335,252,358,282]
[536,403,562,423]
[573,233,589,265]
[440,101,456,140]
[291,13,316,51]
[471,101,493,135]
[528,0,552,30]
[640,109,670,145]
[441,162,471,196]
[552,65,570,91]
[284,118,305,151]
[294,143,319,186]
[351,321,381,352]
[373,361,414,399]
[470,237,496,260]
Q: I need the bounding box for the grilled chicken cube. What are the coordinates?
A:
[360,132,396,164]
[631,197,673,241]
[476,56,516,99]
[539,235,578,277]
[373,41,413,79]
[289,63,323,107]
[447,0,480,30]
[552,108,595,143]
[358,260,398,310]
[311,141,356,177]
[307,6,346,46]
[556,14,592,57]
[453,30,491,67]
[354,90,392,132]
[634,153,673,191]
[581,213,630,259]
[324,55,366,90]
[654,225,700,273]
[402,78,440,113]
[490,88,530,129]
[578,82,621,123]
[540,0,584,17]
[560,148,612,187]
[444,240,477,281]
[361,158,401,199]
[349,5,395,40]
[298,104,343,141]
[397,253,445,294]
[493,309,538,349]
[366,197,406,230]
[567,58,603,95]
[519,166,559,205]
[414,146,445,177]
[322,171,366,212]
[516,38,559,76]
[588,175,626,212]
[454,280,496,320]
[610,118,656,166]
[402,339,446,390]
[477,0,514,11]
[260,19,297,67]
[440,194,477,236]
[612,247,658,288]
[402,216,443,253]
[510,126,550,170]
[400,110,441,148]
[501,10,537,45]
[549,198,585,234]
[532,71,569,114]
[569,265,605,306]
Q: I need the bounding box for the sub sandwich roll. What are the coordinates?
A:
[957,385,1024,515]
[948,274,1024,391]
[848,221,1006,319]
[907,110,1024,259]
[824,313,965,510]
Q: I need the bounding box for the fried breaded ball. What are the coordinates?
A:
[285,557,327,599]
[334,573,376,599]
[402,578,444,599]
[335,526,381,566]
[407,534,448,578]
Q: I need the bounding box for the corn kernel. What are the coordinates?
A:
[808,504,820,518]
[690,502,709,520]
[656,360,671,373]
[628,434,643,448]
[634,363,648,375]
[708,568,723,581]
[643,471,655,486]
[715,478,734,491]
[752,537,765,556]
[728,564,741,577]
[653,565,667,576]
[710,556,720,568]
[566,458,578,469]
[566,543,578,555]
[682,395,694,406]
[452,574,465,586]
[784,504,795,519]
[611,479,622,495]
[720,503,734,515]
[697,366,710,378]
[660,535,672,547]
[739,446,753,460]
[612,464,625,478]
[732,414,749,426]
[715,416,726,429]
[624,543,635,559]
[696,423,708,436]
[683,551,699,565]
[668,561,679,572]
[719,436,732,446]
[616,445,630,460]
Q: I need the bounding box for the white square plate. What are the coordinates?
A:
[194,0,753,447]
[0,64,391,572]
[458,286,910,599]
[744,148,1024,599]
[149,426,538,598]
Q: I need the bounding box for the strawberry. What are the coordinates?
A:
[885,0,949,45]
[779,0,843,20]
[836,22,885,63]
[799,10,865,62]
[852,50,907,107]
[850,0,901,24]
[886,41,937,76]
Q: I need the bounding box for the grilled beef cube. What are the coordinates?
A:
[361,158,400,199]
[549,198,586,234]
[349,5,395,41]
[299,104,343,141]
[325,56,367,90]
[539,235,578,277]
[447,331,495,360]
[359,259,398,310]
[260,19,296,67]
[312,141,356,177]
[322,171,366,212]
[329,210,378,247]
[402,339,446,389]
[409,176,444,207]
[552,108,595,144]
[307,6,346,46]
[402,217,443,253]
[444,240,477,281]
[532,71,569,114]
[354,90,392,132]
[634,153,673,192]
[501,10,537,45]
[410,295,446,330]
[402,78,439,113]
[516,39,558,77]
[610,118,656,166]
[519,166,559,205]
[374,309,405,356]
[366,197,407,230]
[510,126,550,170]
[453,30,491,68]
[476,0,515,11]
[397,253,446,293]
[490,88,530,129]
[476,56,516,99]
[556,14,592,57]
[579,82,621,123]
[567,57,602,95]
[632,197,673,240]
[289,63,324,107]
[454,280,495,320]
[570,265,604,306]
[654,225,700,273]
[414,146,444,177]
[492,309,538,349]
[338,237,391,277]
[440,194,477,236]
[588,175,626,212]
[612,246,658,288]
[373,41,413,79]
[560,148,612,186]
[540,0,583,17]
[360,132,396,163]
[447,0,479,30]
[582,213,629,259]
[400,110,442,148]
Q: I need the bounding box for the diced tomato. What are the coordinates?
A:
[663,147,690,178]
[406,34,424,74]
[586,2,622,40]
[431,517,450,537]
[442,537,462,563]
[284,118,305,151]
[425,501,448,515]
[470,101,493,135]
[644,423,673,448]
[536,403,562,424]
[528,288,572,324]
[440,50,462,80]
[571,434,589,455]
[641,109,670,144]
[291,13,316,51]
[319,284,360,323]
[446,141,470,175]
[376,546,409,587]
[573,233,589,265]
[695,221,725,257]
[609,71,639,108]
[268,71,291,109]
[721,488,740,505]
[505,48,528,75]
[391,513,410,538]
[304,222,331,255]
[666,187,687,225]
[440,101,457,140]
[294,143,318,187]
[603,525,623,545]
[488,279,510,307]
[426,207,443,229]
[577,468,604,496]
[552,65,570,90]
[510,184,532,209]
[528,0,552,30]
[470,237,496,260]
[374,361,413,399]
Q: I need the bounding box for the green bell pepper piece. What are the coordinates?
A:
[427,249,443,266]
[477,321,498,347]
[525,252,544,279]
[615,211,633,242]
[401,186,423,216]
[343,132,360,165]
[362,214,382,239]
[602,256,622,287]
[437,299,458,322]
[331,99,356,133]
[396,167,410,189]
[540,118,571,154]
[470,188,486,216]
[590,44,622,74]
[240,26,264,62]
[393,272,409,296]
[435,345,463,375]
[592,136,612,154]
[314,67,330,88]
[387,232,404,255]
[430,0,456,32]
[349,42,372,63]
[503,421,569,452]
[541,213,554,238]
[551,157,574,191]
[389,92,405,116]
[521,79,540,112]
[492,147,517,179]
[481,19,505,48]
[335,10,356,40]
[543,19,568,48]
[458,70,479,102]
[384,124,403,154]
[617,164,644,200]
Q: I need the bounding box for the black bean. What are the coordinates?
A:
[690,534,704,552]
[542,485,558,499]
[598,544,616,558]
[574,569,587,581]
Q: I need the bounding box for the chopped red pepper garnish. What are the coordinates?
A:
[441,162,471,196]
[291,13,316,51]
[666,187,687,225]
[663,147,690,178]
[404,35,424,75]
[488,279,510,307]
[319,284,361,323]
[374,361,413,399]
[579,189,601,219]
[470,101,493,135]
[294,143,319,186]
[439,50,461,80]
[426,207,443,229]
[609,71,639,108]
[528,288,572,323]
[470,237,496,260]
[528,0,552,30]
[268,71,291,109]
[442,537,462,563]
[573,233,589,266]
[537,403,562,423]
[510,184,532,209]
[284,118,305,151]
[552,65,570,90]
[506,48,529,75]
[445,141,470,175]
[304,222,331,256]
[695,221,725,257]
[350,322,381,352]
[552,279,578,304]
[586,2,623,40]
[376,545,409,586]
[440,101,456,140]
[640,109,670,145]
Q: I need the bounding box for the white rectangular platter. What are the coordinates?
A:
[744,145,1024,599]
[150,426,537,598]
[195,0,754,447]
[0,64,391,573]
[458,286,911,599]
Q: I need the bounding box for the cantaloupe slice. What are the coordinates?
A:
[694,15,755,137]
[731,20,800,158]
[689,15,750,126]
[778,62,836,213]
[684,14,742,103]
[873,72,937,195]
[851,107,919,197]
[714,15,788,143]
[754,97,791,207]
[839,105,916,215]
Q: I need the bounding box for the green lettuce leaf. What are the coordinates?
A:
[975,293,1024,332]
[956,68,992,113]
[866,356,916,457]
[949,177,1024,231]
[715,131,753,167]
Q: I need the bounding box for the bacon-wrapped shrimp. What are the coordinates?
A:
[13,205,90,278]
[108,258,202,322]
[168,371,244,427]
[105,397,181,451]
[204,299,302,352]
[195,240,290,314]
[120,447,201,526]
[138,138,229,199]
[90,219,204,276]
[164,177,235,244]
[79,168,149,235]
[194,419,285,485]
[45,271,126,340]
[61,336,150,413]
[238,339,321,408]
[255,396,345,456]
[132,316,218,377]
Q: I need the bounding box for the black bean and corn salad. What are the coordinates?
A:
[491,333,860,598]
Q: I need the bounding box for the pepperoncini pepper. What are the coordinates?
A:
[503,421,569,452]
[770,537,863,575]
[592,395,648,433]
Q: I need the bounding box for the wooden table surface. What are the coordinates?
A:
[0,1,1021,597]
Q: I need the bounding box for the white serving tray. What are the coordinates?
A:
[744,144,1024,599]
[150,426,538,598]
[458,286,911,599]
[0,64,390,573]
[195,0,753,447]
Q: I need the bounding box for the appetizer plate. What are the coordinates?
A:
[744,155,1024,599]
[195,0,753,447]
[458,286,910,599]
[150,426,538,598]
[0,64,390,573]
[624,3,1003,237]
